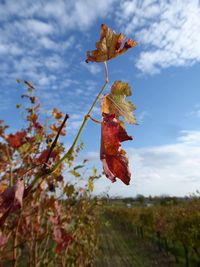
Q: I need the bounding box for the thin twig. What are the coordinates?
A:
[86,115,101,124]
[51,61,108,173]
[45,113,69,166]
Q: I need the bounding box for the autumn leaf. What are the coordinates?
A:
[52,108,63,120]
[55,175,64,182]
[27,113,38,123]
[50,124,66,136]
[7,131,27,149]
[101,81,137,124]
[0,179,24,226]
[0,179,24,213]
[50,201,73,254]
[0,234,8,247]
[100,113,132,185]
[37,148,58,164]
[64,184,75,197]
[86,24,137,63]
[53,227,73,254]
[88,178,94,192]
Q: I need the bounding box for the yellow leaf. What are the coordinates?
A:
[101,81,137,124]
[88,179,94,192]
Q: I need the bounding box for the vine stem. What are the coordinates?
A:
[12,213,21,267]
[50,61,108,172]
[29,61,108,190]
[44,113,69,166]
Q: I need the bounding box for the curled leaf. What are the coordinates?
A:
[0,179,24,226]
[100,113,132,185]
[86,24,137,63]
[101,81,136,124]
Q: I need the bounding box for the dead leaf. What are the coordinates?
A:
[86,24,137,63]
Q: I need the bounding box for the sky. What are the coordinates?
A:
[0,0,200,197]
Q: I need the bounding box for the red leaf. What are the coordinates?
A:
[100,113,132,185]
[50,201,73,254]
[33,121,43,131]
[0,179,24,226]
[0,234,8,247]
[54,229,73,254]
[13,179,24,209]
[7,131,26,149]
[37,149,58,164]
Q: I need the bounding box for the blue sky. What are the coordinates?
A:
[0,0,200,197]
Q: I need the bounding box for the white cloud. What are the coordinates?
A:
[0,0,116,111]
[0,0,116,31]
[137,110,149,124]
[81,62,102,75]
[68,120,83,131]
[25,19,54,35]
[44,55,65,70]
[0,42,23,56]
[187,104,200,119]
[117,0,200,74]
[92,130,200,197]
[39,37,58,50]
[177,130,200,145]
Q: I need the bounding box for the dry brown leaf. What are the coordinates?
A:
[86,24,137,63]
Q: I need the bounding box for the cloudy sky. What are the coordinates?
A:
[0,0,200,197]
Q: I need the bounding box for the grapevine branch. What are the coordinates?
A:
[49,61,108,172]
[29,61,108,190]
[44,113,69,167]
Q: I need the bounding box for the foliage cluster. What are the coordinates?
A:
[0,24,137,266]
[0,83,101,266]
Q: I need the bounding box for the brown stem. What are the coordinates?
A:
[45,113,69,166]
[12,214,21,267]
[86,114,101,124]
